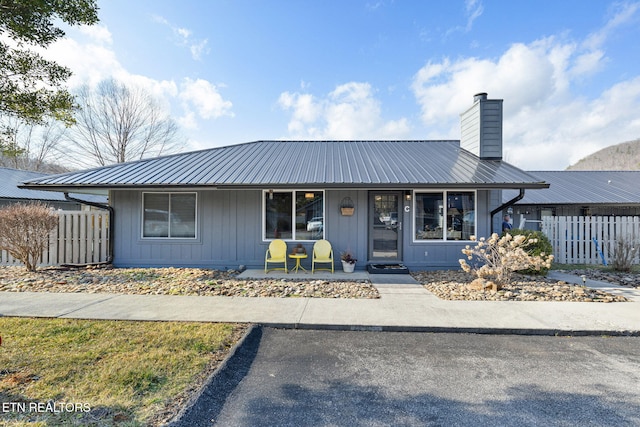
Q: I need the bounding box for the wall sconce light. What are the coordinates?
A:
[405,191,412,201]
[268,189,273,200]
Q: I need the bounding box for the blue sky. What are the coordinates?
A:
[44,0,640,169]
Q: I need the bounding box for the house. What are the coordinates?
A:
[20,93,548,270]
[503,171,640,229]
[0,167,106,210]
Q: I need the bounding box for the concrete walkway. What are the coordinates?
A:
[1,270,639,335]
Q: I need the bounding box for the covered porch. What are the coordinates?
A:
[237,269,420,285]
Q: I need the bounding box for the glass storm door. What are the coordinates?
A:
[369,192,402,261]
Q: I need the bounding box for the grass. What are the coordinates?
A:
[0,318,246,426]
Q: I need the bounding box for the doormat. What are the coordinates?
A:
[367,263,410,274]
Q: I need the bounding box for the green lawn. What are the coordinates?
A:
[0,318,246,426]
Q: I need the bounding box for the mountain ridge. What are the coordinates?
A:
[567,138,640,170]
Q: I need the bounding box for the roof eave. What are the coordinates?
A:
[19,182,550,192]
[18,184,110,196]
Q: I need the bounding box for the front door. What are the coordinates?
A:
[369,192,402,262]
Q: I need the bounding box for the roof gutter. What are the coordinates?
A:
[64,193,114,265]
[490,188,525,234]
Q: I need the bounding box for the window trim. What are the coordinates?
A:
[262,189,325,242]
[141,192,198,240]
[412,189,477,243]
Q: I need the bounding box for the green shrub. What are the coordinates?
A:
[503,229,553,275]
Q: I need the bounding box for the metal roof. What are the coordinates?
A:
[504,171,640,205]
[21,140,548,191]
[0,167,105,203]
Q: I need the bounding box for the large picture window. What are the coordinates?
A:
[414,191,475,241]
[264,190,324,241]
[143,193,196,238]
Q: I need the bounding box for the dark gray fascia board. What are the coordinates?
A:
[19,182,550,192]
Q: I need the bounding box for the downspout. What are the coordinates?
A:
[64,193,114,265]
[490,188,525,234]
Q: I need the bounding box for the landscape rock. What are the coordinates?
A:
[411,270,628,302]
[0,266,379,299]
[0,265,632,302]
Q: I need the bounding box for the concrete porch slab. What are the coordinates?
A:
[238,269,370,281]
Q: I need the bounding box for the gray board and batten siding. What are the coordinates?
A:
[110,187,496,270]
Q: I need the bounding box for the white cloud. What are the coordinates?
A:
[278,92,321,135]
[42,25,124,88]
[153,15,209,61]
[77,24,113,44]
[42,25,179,105]
[411,39,560,126]
[189,39,209,61]
[583,2,640,50]
[464,0,484,32]
[38,24,233,136]
[176,27,192,39]
[411,3,640,169]
[444,0,484,37]
[151,15,169,26]
[278,82,411,140]
[178,78,234,129]
[177,111,198,131]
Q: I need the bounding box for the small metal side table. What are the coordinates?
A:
[288,253,308,273]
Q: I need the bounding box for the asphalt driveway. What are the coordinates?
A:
[174,328,640,427]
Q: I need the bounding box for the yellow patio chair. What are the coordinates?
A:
[265,239,288,273]
[312,239,334,273]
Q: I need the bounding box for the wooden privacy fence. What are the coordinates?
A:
[541,216,640,265]
[0,211,110,267]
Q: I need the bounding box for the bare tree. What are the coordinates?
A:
[0,116,68,172]
[64,79,184,167]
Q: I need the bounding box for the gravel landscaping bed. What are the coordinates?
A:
[0,266,379,299]
[1,265,634,302]
[412,270,629,302]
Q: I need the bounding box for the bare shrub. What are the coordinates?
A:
[0,202,58,271]
[611,237,638,272]
[459,233,554,289]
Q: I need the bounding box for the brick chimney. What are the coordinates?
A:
[460,92,503,160]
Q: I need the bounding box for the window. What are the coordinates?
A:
[264,190,324,241]
[142,193,196,238]
[414,191,475,241]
